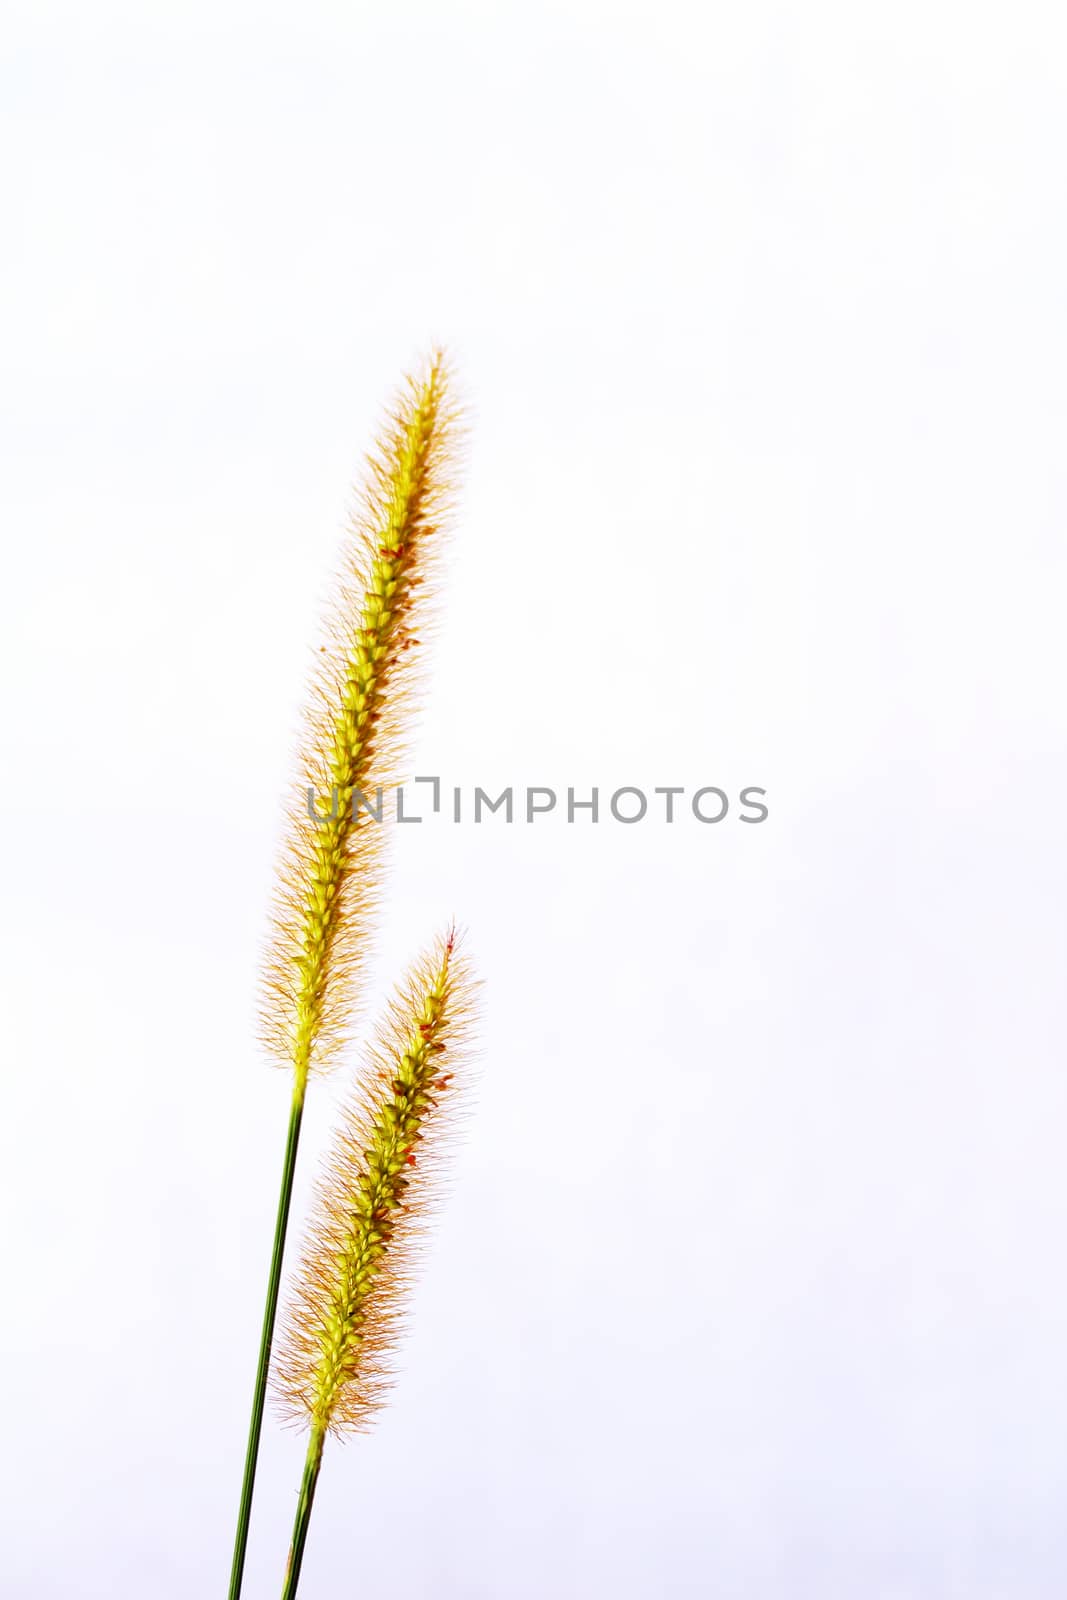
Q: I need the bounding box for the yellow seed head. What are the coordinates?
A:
[273,928,478,1435]
[260,353,462,1087]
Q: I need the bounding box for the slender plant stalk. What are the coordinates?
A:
[280,1423,325,1600]
[228,1087,304,1600]
[273,929,477,1594]
[228,354,461,1599]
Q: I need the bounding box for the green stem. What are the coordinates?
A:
[228,1082,307,1600]
[281,1423,326,1600]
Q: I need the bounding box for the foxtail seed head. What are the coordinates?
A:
[273,928,478,1436]
[260,353,462,1087]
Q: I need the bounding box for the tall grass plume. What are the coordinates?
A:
[262,351,462,1088]
[229,352,462,1600]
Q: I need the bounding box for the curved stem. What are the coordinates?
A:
[281,1423,326,1600]
[228,1083,307,1600]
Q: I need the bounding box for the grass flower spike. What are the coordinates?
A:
[229,353,461,1600]
[263,350,460,1086]
[275,928,478,1597]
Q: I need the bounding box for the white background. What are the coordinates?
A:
[2,3,1066,1596]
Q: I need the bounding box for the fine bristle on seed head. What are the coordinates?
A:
[259,353,464,1087]
[272,926,479,1436]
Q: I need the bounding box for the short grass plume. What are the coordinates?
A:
[273,927,478,1597]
